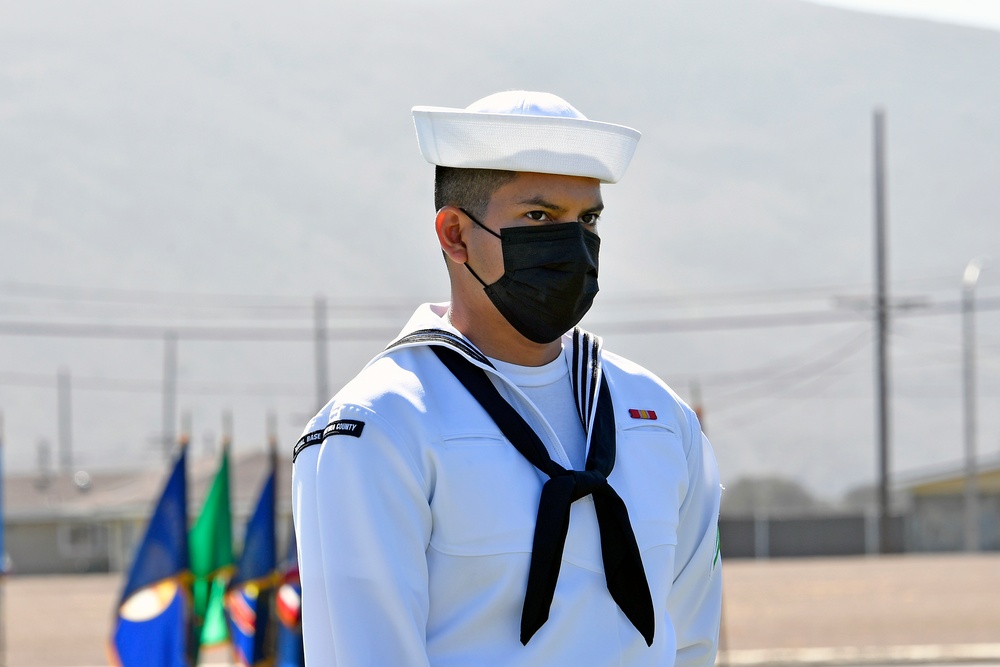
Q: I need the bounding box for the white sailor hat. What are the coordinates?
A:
[412,91,641,184]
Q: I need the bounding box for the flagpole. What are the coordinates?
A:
[176,420,192,667]
[267,411,278,542]
[0,409,6,667]
[222,410,233,452]
[267,411,279,662]
[179,412,192,460]
[225,415,233,666]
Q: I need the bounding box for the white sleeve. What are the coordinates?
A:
[666,418,723,667]
[292,405,433,667]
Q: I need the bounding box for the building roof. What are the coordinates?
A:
[896,456,1000,497]
[4,449,293,522]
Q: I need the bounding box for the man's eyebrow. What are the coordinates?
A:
[516,197,605,214]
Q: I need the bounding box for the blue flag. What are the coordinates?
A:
[226,458,276,666]
[110,446,190,667]
[275,529,304,667]
[0,412,5,576]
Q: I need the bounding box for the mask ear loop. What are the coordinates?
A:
[459,208,502,239]
[464,262,490,287]
[459,208,501,288]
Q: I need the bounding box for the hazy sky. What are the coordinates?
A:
[2,0,998,499]
[802,0,1000,31]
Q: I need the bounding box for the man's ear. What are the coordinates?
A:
[435,206,468,265]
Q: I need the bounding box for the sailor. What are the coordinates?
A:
[292,90,723,666]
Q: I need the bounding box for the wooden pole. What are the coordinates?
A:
[314,296,329,413]
[873,108,892,554]
[57,367,73,472]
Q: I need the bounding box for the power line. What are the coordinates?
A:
[2,293,1000,341]
[706,331,871,429]
[598,274,972,309]
[0,320,398,341]
[5,275,991,315]
[0,281,420,314]
[594,308,866,334]
[710,329,872,404]
[664,326,870,388]
[0,298,318,322]
[0,370,311,398]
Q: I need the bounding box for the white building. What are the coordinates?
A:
[4,450,293,575]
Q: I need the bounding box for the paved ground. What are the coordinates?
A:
[2,553,998,666]
[721,554,1000,650]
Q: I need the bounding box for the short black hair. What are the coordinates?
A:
[434,166,519,219]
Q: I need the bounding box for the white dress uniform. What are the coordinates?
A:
[292,303,722,667]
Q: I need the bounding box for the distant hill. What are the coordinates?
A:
[1,0,998,499]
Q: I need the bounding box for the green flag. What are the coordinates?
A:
[190,445,234,657]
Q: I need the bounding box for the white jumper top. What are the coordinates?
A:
[292,303,722,667]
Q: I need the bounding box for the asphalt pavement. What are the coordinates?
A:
[3,553,998,666]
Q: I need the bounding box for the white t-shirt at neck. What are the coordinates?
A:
[488,349,588,470]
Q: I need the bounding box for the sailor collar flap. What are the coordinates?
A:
[384,327,605,440]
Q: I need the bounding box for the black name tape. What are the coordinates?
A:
[292,419,366,462]
[324,419,365,439]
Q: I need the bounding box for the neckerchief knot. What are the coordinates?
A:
[566,469,607,500]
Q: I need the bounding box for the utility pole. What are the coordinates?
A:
[162,331,178,461]
[872,108,892,554]
[962,258,987,552]
[314,296,330,412]
[874,109,890,554]
[36,439,52,490]
[689,380,705,434]
[222,409,234,450]
[267,411,279,455]
[57,366,73,473]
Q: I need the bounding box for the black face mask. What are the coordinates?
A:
[461,208,600,344]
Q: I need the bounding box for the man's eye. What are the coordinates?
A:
[580,213,600,226]
[525,211,550,221]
